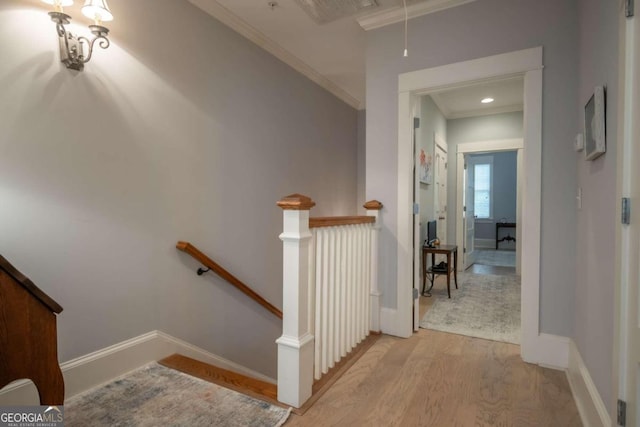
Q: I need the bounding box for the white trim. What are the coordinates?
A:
[396,47,543,362]
[430,92,523,119]
[0,330,275,406]
[614,6,636,426]
[399,48,543,94]
[534,333,570,370]
[357,0,476,31]
[187,0,362,110]
[446,104,523,120]
[380,307,402,336]
[457,139,524,153]
[567,340,612,427]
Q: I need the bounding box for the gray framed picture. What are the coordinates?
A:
[584,86,606,161]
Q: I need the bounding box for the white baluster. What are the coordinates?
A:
[321,228,329,376]
[313,228,322,380]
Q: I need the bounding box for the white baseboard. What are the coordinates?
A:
[566,340,611,427]
[0,330,275,406]
[380,307,408,337]
[532,333,570,370]
[474,238,495,249]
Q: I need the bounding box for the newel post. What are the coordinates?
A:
[276,194,315,408]
[364,200,383,333]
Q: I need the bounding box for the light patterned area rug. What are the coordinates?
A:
[420,272,521,344]
[475,249,516,267]
[65,363,291,427]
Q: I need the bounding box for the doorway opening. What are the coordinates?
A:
[396,47,545,364]
[413,81,524,344]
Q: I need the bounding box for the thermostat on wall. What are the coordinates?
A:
[574,133,584,152]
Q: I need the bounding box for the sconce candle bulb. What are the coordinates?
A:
[42,0,73,13]
[42,0,113,71]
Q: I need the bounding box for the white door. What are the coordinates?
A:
[434,136,448,243]
[619,9,640,426]
[413,117,421,331]
[463,156,477,269]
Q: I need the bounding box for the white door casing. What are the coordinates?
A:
[463,154,476,269]
[395,48,542,366]
[413,107,422,332]
[616,8,640,427]
[434,135,448,243]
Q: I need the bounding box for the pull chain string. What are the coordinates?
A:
[403,0,408,57]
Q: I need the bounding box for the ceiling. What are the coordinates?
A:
[188,0,520,117]
[429,76,524,120]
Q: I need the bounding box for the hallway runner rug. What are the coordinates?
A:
[420,272,520,344]
[65,362,291,427]
[474,249,516,267]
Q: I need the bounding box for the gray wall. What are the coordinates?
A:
[366,0,578,334]
[575,0,619,412]
[447,112,523,244]
[357,110,367,213]
[0,0,358,379]
[468,151,518,242]
[418,96,447,244]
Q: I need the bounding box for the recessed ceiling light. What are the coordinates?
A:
[481,97,494,104]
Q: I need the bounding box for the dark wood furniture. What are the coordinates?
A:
[0,255,64,405]
[496,222,516,249]
[422,244,458,298]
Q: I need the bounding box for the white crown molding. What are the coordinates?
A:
[430,92,522,119]
[447,103,523,120]
[188,0,363,110]
[357,0,476,31]
[429,92,451,117]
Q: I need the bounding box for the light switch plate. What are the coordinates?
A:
[575,133,584,152]
[577,187,582,210]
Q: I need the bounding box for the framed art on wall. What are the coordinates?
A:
[584,86,606,161]
[419,148,432,184]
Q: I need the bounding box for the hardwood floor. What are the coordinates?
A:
[286,330,581,426]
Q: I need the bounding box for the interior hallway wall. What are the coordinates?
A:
[366,0,578,338]
[574,0,619,412]
[0,0,358,380]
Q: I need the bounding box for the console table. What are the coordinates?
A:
[496,222,516,249]
[422,244,458,298]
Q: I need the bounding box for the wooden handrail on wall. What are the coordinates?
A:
[309,216,375,228]
[176,242,283,319]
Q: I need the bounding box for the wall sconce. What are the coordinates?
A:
[42,0,114,71]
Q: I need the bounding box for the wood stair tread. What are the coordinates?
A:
[158,354,281,407]
[159,334,380,416]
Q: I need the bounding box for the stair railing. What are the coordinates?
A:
[276,194,382,408]
[176,242,282,319]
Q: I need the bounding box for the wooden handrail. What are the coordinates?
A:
[176,242,283,319]
[309,216,375,228]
